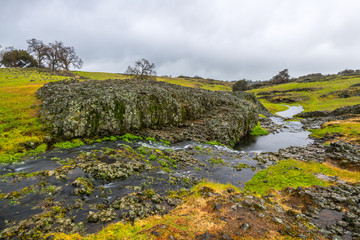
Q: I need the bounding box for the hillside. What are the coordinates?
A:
[248,74,360,113]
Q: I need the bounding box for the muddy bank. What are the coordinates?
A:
[36,79,269,146]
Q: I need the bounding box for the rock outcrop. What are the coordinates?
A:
[296,104,360,118]
[36,79,268,145]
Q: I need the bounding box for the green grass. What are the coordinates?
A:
[204,141,226,146]
[53,139,85,149]
[250,122,269,136]
[249,75,360,112]
[73,71,128,80]
[309,117,360,143]
[0,68,71,160]
[74,71,232,91]
[244,159,360,195]
[118,133,143,141]
[207,157,224,164]
[260,101,289,114]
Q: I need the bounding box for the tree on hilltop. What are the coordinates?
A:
[27,38,83,71]
[125,58,156,80]
[26,38,48,67]
[270,69,290,84]
[57,45,83,71]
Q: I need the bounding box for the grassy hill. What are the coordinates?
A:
[0,68,231,163]
[248,74,360,112]
[0,68,71,162]
[248,74,360,144]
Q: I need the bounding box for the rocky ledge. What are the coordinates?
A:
[36,79,269,146]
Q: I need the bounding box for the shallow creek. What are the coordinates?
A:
[0,105,314,235]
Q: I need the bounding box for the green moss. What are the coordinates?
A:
[0,143,48,164]
[73,177,95,195]
[119,133,143,141]
[146,137,156,142]
[149,154,157,161]
[160,139,171,145]
[137,146,150,155]
[250,122,269,136]
[143,189,155,198]
[41,185,57,195]
[205,141,226,146]
[0,171,44,179]
[194,146,203,151]
[243,159,329,195]
[233,163,250,171]
[157,159,169,168]
[94,135,118,143]
[53,139,85,149]
[207,157,224,165]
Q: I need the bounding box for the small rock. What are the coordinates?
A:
[214,203,222,211]
[239,223,251,232]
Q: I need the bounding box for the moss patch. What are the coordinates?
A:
[310,117,360,143]
[53,139,85,149]
[244,159,360,195]
[250,122,269,136]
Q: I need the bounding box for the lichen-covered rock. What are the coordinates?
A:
[36,79,268,146]
[72,177,94,195]
[87,208,117,223]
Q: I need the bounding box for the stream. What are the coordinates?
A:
[0,105,314,235]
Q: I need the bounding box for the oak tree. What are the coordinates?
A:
[125,58,156,80]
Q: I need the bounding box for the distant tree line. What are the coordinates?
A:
[0,39,83,71]
[233,69,291,91]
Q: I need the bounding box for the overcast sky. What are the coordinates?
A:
[1,0,360,81]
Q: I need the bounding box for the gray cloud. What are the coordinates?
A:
[1,0,360,80]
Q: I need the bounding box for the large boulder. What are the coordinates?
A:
[36,79,268,146]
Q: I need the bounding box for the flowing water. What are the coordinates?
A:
[235,105,313,152]
[0,105,316,234]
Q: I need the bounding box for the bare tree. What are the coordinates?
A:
[27,39,83,71]
[45,41,62,72]
[26,38,47,67]
[125,58,156,80]
[58,45,83,71]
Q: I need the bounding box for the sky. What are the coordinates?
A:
[1,0,360,81]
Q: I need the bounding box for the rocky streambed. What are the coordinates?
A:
[0,95,360,240]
